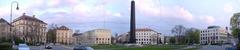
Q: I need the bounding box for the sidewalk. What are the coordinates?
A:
[60,45,73,50]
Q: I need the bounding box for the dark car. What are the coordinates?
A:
[45,45,52,49]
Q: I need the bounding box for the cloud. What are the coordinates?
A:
[48,0,60,7]
[0,7,9,17]
[200,16,215,25]
[113,13,122,17]
[135,0,194,21]
[223,3,233,13]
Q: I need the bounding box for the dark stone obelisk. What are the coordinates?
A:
[129,0,136,43]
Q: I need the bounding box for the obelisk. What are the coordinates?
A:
[129,0,136,43]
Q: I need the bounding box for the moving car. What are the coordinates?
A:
[18,44,30,50]
[45,45,52,49]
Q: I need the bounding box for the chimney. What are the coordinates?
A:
[33,15,35,18]
[23,13,26,16]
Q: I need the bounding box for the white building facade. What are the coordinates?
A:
[117,28,164,45]
[200,26,229,45]
[136,28,160,45]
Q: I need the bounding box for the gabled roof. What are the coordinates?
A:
[12,13,47,24]
[0,18,11,26]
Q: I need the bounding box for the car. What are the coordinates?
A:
[73,45,94,50]
[18,44,30,50]
[36,43,41,46]
[45,45,52,49]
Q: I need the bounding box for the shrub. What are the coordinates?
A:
[0,42,12,50]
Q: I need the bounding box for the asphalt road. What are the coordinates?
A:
[30,45,72,50]
[198,45,233,50]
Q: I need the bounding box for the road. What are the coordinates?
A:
[30,45,73,50]
[198,45,233,50]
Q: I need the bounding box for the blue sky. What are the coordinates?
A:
[0,0,238,36]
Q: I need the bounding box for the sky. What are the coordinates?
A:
[0,0,239,36]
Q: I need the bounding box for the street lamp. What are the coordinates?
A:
[10,1,19,23]
[10,1,19,45]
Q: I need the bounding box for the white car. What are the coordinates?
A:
[18,44,30,50]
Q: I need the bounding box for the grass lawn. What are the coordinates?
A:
[93,45,187,50]
[184,48,198,50]
[115,47,174,50]
[92,45,126,49]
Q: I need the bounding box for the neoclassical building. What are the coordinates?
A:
[12,13,47,43]
[135,28,160,45]
[0,18,11,40]
[55,26,73,45]
[117,28,164,45]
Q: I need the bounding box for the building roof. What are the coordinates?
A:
[136,28,156,32]
[207,26,220,29]
[57,26,70,30]
[73,33,83,36]
[12,13,47,24]
[0,18,11,26]
[125,28,159,34]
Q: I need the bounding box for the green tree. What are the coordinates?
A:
[232,28,240,38]
[230,12,240,49]
[169,37,176,44]
[186,28,200,44]
[230,13,240,38]
[14,36,24,45]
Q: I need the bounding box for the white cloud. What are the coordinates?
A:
[0,7,9,18]
[113,13,122,17]
[223,3,233,13]
[200,16,215,25]
[48,0,60,7]
[135,0,194,21]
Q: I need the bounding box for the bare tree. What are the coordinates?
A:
[46,24,58,43]
[171,25,187,44]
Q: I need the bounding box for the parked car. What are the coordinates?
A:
[18,44,30,50]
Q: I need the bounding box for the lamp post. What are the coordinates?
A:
[10,1,19,45]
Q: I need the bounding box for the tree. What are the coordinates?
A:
[230,13,240,50]
[230,13,240,38]
[232,28,240,38]
[169,37,176,44]
[171,25,187,44]
[185,28,200,44]
[230,13,240,29]
[46,24,58,43]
